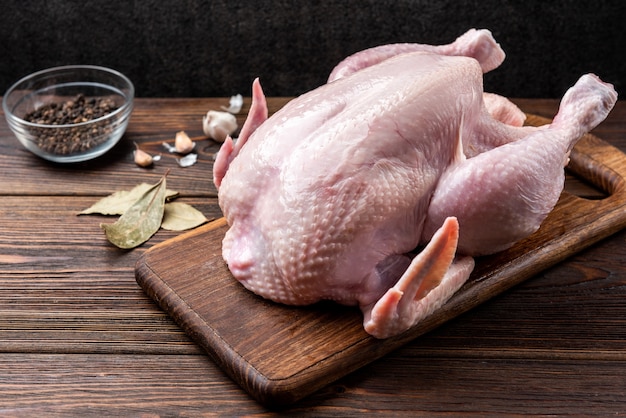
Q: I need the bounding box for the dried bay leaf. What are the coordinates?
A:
[100,176,168,249]
[79,183,178,215]
[161,202,209,231]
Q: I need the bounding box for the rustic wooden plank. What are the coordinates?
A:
[136,115,626,405]
[0,214,624,358]
[322,355,626,416]
[0,353,263,416]
[0,227,626,359]
[0,98,624,414]
[0,196,221,241]
[0,98,622,198]
[0,138,221,197]
[420,246,626,357]
[0,97,293,197]
[0,196,221,354]
[0,353,624,416]
[1,230,625,357]
[0,192,623,359]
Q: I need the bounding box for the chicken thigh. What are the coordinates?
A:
[214,29,617,338]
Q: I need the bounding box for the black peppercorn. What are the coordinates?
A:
[22,94,120,155]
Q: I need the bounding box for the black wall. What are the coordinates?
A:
[2,1,624,99]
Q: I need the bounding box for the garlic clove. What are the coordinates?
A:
[202,110,238,143]
[134,144,154,167]
[175,130,195,154]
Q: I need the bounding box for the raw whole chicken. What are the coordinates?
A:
[213,29,617,339]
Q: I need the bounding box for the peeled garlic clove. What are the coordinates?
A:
[202,110,238,143]
[134,145,153,167]
[175,130,195,154]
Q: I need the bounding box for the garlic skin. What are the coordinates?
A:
[177,152,198,167]
[175,130,195,154]
[203,110,238,143]
[134,145,153,167]
[221,94,244,114]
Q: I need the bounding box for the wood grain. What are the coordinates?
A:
[0,97,625,415]
[136,115,626,406]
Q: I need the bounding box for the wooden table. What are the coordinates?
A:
[0,97,624,416]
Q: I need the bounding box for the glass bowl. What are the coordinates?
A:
[3,65,134,163]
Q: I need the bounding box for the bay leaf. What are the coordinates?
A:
[161,202,209,231]
[100,176,168,249]
[79,183,178,215]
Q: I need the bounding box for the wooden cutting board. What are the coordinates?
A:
[135,115,626,406]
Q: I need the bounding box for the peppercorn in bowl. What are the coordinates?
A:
[3,65,134,162]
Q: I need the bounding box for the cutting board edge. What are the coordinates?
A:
[135,254,360,405]
[135,191,626,406]
[134,126,626,406]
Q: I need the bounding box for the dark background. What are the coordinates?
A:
[1,1,624,99]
